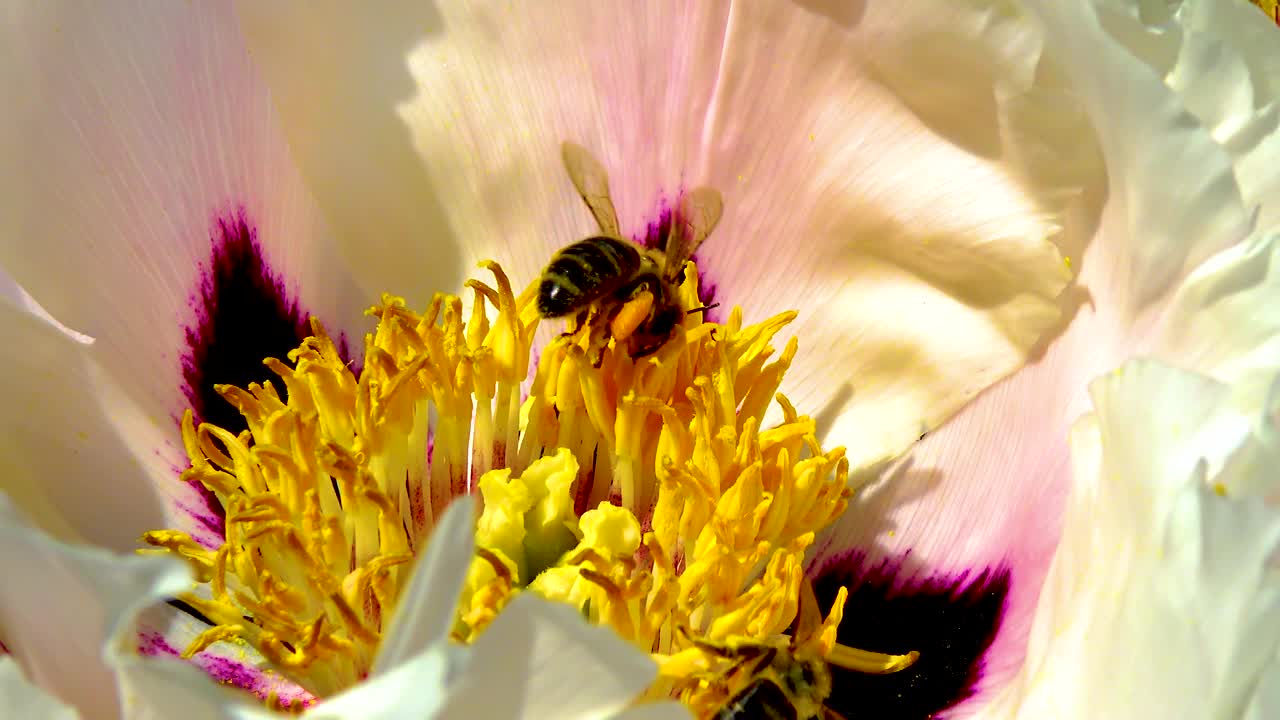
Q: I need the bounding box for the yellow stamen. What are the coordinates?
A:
[143,259,916,716]
[827,644,921,675]
[142,264,534,697]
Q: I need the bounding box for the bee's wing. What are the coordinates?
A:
[663,186,723,282]
[561,142,621,238]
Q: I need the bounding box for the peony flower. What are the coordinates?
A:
[2,1,1274,719]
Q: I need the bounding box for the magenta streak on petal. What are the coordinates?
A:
[635,202,721,323]
[137,631,316,709]
[809,550,1010,719]
[177,209,355,542]
[0,639,8,653]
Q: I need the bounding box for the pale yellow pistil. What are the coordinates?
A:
[143,260,917,713]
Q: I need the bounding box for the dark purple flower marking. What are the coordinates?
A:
[811,551,1010,719]
[179,210,352,536]
[637,203,720,322]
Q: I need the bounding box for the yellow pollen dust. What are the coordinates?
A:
[142,260,917,713]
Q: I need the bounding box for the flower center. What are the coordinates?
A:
[143,260,916,715]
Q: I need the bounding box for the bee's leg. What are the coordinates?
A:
[560,307,590,339]
[587,314,612,368]
[672,261,688,287]
[627,304,682,359]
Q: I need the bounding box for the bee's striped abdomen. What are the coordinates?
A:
[537,236,641,318]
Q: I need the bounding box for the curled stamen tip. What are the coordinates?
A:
[826,643,920,674]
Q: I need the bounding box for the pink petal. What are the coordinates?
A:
[241,0,1071,474]
[689,1,1071,471]
[236,0,732,305]
[0,1,372,543]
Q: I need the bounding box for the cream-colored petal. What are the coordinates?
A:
[1245,658,1280,720]
[446,594,660,719]
[0,0,371,544]
[1028,0,1253,317]
[233,1,476,306]
[0,657,79,720]
[979,360,1280,719]
[0,493,191,720]
[1155,228,1280,394]
[1172,0,1280,230]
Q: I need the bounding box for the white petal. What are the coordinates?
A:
[373,496,476,674]
[304,647,457,719]
[1026,0,1252,315]
[0,657,80,720]
[1173,0,1280,230]
[1156,213,1280,394]
[979,360,1280,719]
[0,0,371,543]
[0,493,192,720]
[1245,657,1280,720]
[447,594,659,720]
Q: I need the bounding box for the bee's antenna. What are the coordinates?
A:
[687,302,720,316]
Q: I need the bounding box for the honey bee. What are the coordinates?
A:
[693,580,917,720]
[689,579,838,720]
[537,142,723,365]
[711,642,834,720]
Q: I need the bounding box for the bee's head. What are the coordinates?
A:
[536,277,578,318]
